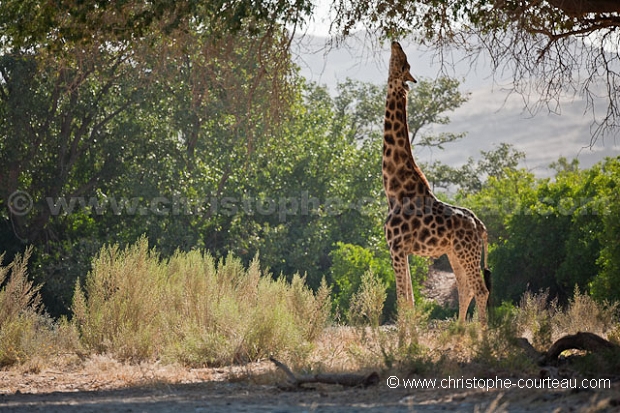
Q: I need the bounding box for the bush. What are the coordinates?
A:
[511,288,618,350]
[0,248,80,368]
[552,286,618,339]
[329,242,428,322]
[514,290,556,350]
[348,270,387,327]
[72,237,331,366]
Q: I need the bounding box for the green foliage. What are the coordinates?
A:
[0,21,300,315]
[329,242,392,318]
[426,143,526,194]
[407,77,469,143]
[72,237,331,366]
[328,242,429,321]
[0,0,313,51]
[459,156,620,305]
[2,31,467,319]
[425,300,458,321]
[32,238,105,318]
[589,159,620,301]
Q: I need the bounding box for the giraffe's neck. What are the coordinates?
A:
[382,85,434,204]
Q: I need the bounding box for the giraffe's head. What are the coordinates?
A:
[389,42,417,91]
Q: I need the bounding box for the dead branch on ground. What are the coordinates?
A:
[269,356,380,389]
[517,332,619,366]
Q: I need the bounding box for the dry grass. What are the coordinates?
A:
[347,270,387,327]
[1,242,619,385]
[553,286,618,339]
[513,289,618,351]
[71,237,331,367]
[0,248,82,369]
[297,287,619,380]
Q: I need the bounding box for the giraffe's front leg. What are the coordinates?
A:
[390,250,414,307]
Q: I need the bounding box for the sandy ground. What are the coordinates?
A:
[423,269,459,309]
[1,361,619,412]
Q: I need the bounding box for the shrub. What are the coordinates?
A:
[72,239,167,360]
[329,243,392,320]
[0,248,80,368]
[389,302,434,372]
[329,242,428,322]
[510,287,618,349]
[348,270,387,327]
[514,290,556,350]
[552,286,618,339]
[72,237,331,366]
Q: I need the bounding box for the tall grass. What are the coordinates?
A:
[335,284,619,379]
[348,270,387,327]
[0,248,40,367]
[512,288,618,351]
[72,237,331,366]
[0,248,79,369]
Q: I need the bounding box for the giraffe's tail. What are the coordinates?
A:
[481,229,492,307]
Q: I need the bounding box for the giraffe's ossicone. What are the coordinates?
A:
[383,42,491,324]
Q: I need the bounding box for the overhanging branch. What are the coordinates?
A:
[546,0,620,16]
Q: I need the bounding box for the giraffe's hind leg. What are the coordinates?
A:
[471,267,489,325]
[447,251,473,323]
[448,249,489,325]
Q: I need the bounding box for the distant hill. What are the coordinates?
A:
[291,35,620,176]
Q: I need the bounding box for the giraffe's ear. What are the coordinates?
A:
[405,72,417,84]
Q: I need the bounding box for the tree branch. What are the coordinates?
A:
[546,0,620,16]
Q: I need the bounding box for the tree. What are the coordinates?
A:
[1,0,480,320]
[0,0,304,315]
[425,143,526,194]
[463,156,620,305]
[588,157,620,302]
[408,77,468,148]
[0,1,301,237]
[331,0,620,141]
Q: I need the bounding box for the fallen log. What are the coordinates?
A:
[541,332,618,365]
[515,337,543,362]
[269,356,380,389]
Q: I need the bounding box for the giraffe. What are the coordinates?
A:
[382,41,491,324]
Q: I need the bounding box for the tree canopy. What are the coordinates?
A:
[0,0,312,51]
[331,0,620,141]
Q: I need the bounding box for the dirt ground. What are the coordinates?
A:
[423,268,459,309]
[1,360,619,413]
